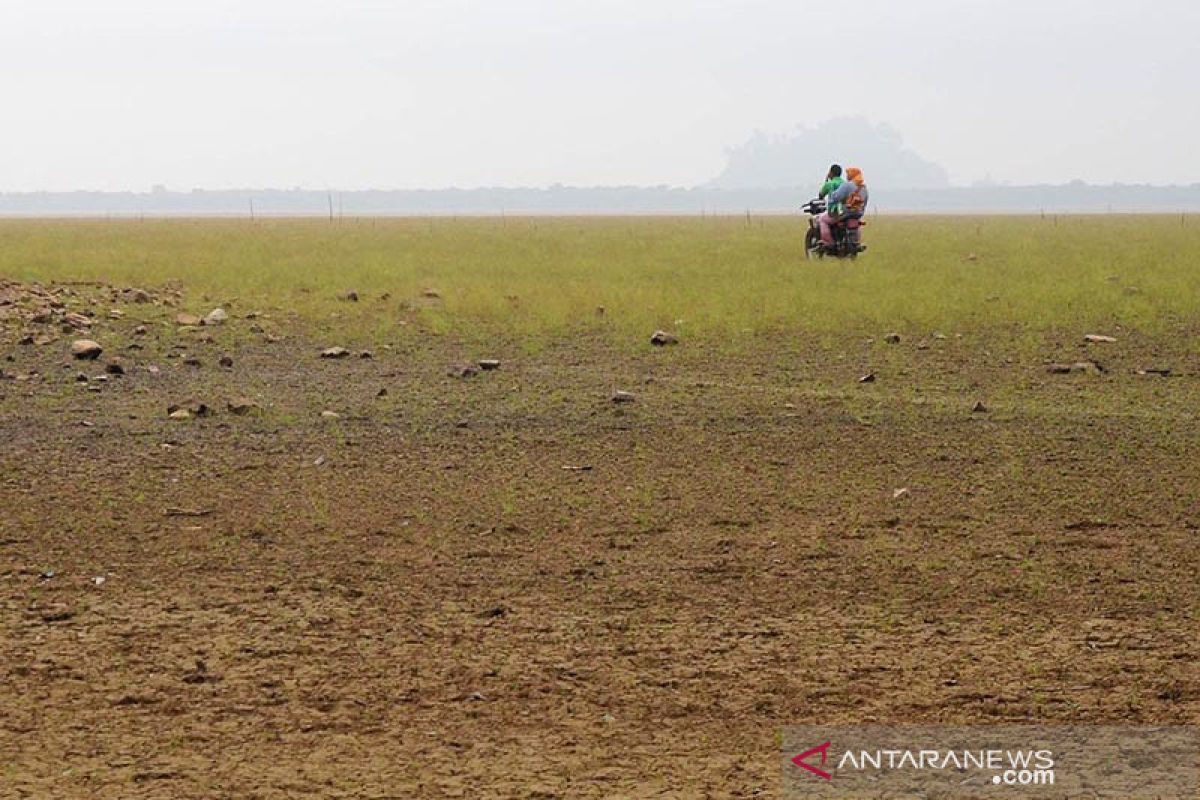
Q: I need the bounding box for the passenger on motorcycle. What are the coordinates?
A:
[819,166,869,246]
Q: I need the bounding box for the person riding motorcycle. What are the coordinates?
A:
[818,164,844,207]
[819,166,868,247]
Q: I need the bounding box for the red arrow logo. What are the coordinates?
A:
[792,741,833,780]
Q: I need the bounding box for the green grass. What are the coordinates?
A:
[3,215,1199,343]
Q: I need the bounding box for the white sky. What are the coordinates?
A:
[2,0,1196,191]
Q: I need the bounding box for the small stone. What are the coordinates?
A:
[858,371,877,383]
[422,288,441,299]
[375,388,388,397]
[1136,367,1172,377]
[892,487,911,500]
[75,372,89,383]
[108,309,125,320]
[611,391,636,403]
[932,332,947,340]
[70,339,103,360]
[1083,334,1117,343]
[133,325,148,336]
[130,289,152,304]
[168,408,192,420]
[884,333,901,344]
[1072,361,1105,374]
[203,308,228,326]
[972,400,989,413]
[321,347,350,359]
[448,364,479,378]
[320,410,341,419]
[64,312,92,329]
[175,313,202,326]
[478,359,501,371]
[1049,361,1104,375]
[218,355,234,368]
[34,335,55,346]
[17,333,34,346]
[596,306,606,316]
[359,350,374,360]
[226,398,260,416]
[105,361,126,376]
[183,356,202,367]
[650,330,679,346]
[455,420,470,429]
[339,290,359,302]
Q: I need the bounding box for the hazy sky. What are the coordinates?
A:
[2,0,1196,191]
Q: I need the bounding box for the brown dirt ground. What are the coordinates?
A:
[2,283,1199,798]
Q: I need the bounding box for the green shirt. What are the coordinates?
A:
[819,176,845,214]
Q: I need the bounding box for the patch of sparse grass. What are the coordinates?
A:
[4,215,1200,347]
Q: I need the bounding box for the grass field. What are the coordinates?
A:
[4,215,1199,343]
[2,216,1199,798]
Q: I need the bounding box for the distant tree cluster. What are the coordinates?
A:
[709,116,951,190]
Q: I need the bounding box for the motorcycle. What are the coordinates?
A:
[801,198,867,260]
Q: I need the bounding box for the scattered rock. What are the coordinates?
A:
[108,309,125,320]
[422,288,441,299]
[884,333,901,344]
[339,290,359,302]
[596,306,606,316]
[168,402,211,419]
[105,361,126,376]
[175,313,202,326]
[218,355,234,368]
[1136,367,1172,377]
[63,312,92,330]
[448,364,479,379]
[203,308,228,326]
[133,325,148,336]
[130,289,152,304]
[375,388,388,398]
[17,333,34,346]
[650,330,679,346]
[75,372,89,383]
[858,371,877,383]
[932,332,947,340]
[183,356,202,367]
[971,400,989,413]
[478,359,501,371]
[455,420,470,429]
[34,334,55,346]
[1083,334,1117,343]
[358,350,374,360]
[320,410,341,419]
[892,487,910,500]
[965,253,979,262]
[321,347,351,359]
[1048,361,1105,375]
[226,398,260,416]
[611,390,636,403]
[70,339,103,360]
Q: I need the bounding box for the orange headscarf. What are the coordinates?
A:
[846,167,865,186]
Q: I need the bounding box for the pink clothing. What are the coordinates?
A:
[818,211,837,246]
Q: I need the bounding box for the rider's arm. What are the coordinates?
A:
[828,181,854,204]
